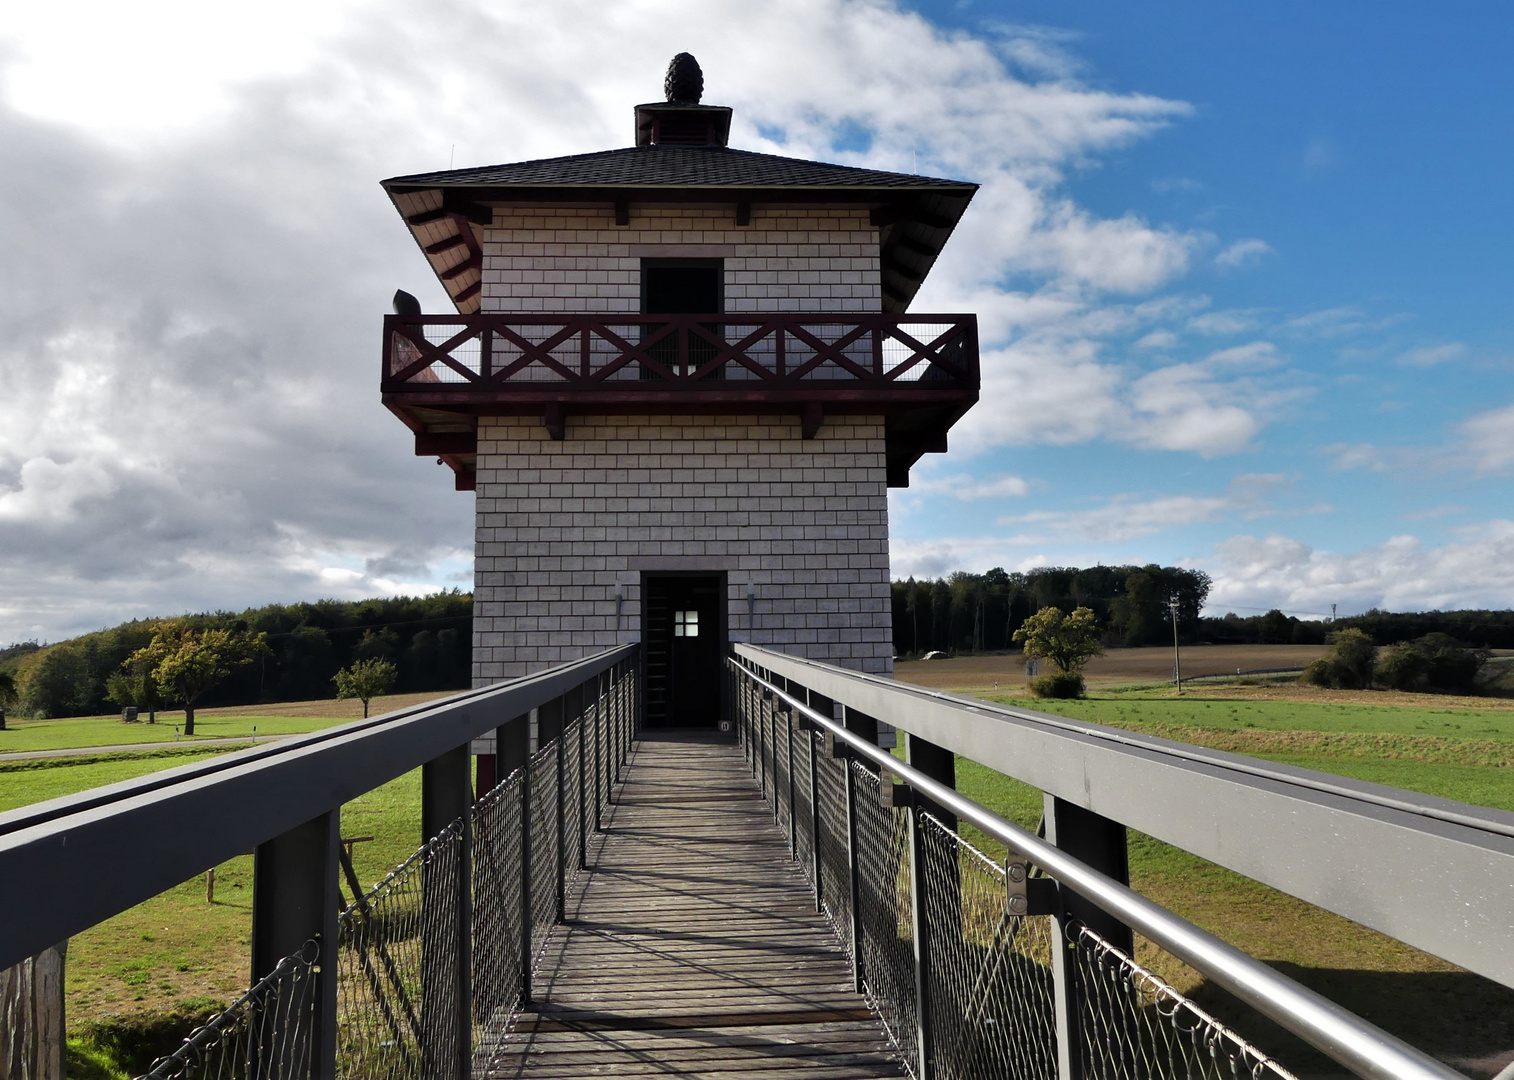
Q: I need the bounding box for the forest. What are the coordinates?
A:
[0,592,471,719]
[3,570,1511,718]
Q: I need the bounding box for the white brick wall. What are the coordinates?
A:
[479,205,881,313]
[472,413,894,683]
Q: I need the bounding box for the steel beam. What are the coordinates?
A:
[737,643,1514,990]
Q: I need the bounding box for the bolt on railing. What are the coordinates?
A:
[728,654,1467,1080]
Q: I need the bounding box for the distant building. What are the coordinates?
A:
[379,56,978,733]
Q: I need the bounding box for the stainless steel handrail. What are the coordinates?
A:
[733,657,1466,1080]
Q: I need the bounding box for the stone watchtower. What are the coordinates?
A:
[379,56,978,736]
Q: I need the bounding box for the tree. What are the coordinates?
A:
[333,657,399,718]
[0,671,16,727]
[131,625,267,735]
[1302,627,1378,689]
[1014,606,1105,673]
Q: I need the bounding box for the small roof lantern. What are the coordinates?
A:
[635,54,732,148]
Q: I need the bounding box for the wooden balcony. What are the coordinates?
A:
[380,313,979,489]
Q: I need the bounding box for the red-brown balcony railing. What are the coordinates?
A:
[380,313,978,400]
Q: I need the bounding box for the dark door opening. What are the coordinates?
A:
[641,259,723,379]
[643,573,726,728]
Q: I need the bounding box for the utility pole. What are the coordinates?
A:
[1169,595,1183,694]
[1331,603,1337,623]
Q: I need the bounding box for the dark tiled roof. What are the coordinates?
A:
[384,146,975,193]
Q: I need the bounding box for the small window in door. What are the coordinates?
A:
[674,610,699,637]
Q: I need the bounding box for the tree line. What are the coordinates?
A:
[1,592,471,719]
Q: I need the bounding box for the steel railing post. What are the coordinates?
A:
[519,751,533,1006]
[906,797,935,1080]
[554,709,566,923]
[806,690,830,914]
[421,744,472,1080]
[578,682,589,869]
[1046,795,1132,1080]
[593,673,604,832]
[785,690,797,858]
[251,811,339,1080]
[842,749,863,994]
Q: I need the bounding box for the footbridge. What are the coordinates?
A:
[3,644,1512,1080]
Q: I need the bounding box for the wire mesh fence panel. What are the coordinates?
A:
[917,813,1058,1080]
[814,740,854,959]
[851,760,918,1069]
[335,821,464,1080]
[471,769,524,1058]
[528,744,559,969]
[793,723,816,888]
[774,707,793,845]
[562,717,582,881]
[1073,926,1300,1080]
[138,942,319,1080]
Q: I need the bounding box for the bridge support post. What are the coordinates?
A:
[785,689,797,858]
[422,743,472,1080]
[519,748,534,1007]
[251,811,339,1080]
[840,704,876,995]
[1045,796,1131,1080]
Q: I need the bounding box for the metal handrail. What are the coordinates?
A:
[733,657,1466,1080]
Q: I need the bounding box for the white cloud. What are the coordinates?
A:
[1001,494,1232,542]
[1460,401,1514,474]
[1188,309,1263,335]
[1396,342,1466,367]
[1214,238,1273,270]
[1134,329,1178,350]
[910,474,1031,500]
[1207,522,1514,615]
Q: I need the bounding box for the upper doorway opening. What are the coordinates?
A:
[640,260,724,379]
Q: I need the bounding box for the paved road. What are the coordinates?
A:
[0,733,290,764]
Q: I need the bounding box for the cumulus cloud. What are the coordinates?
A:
[1396,342,1466,367]
[909,474,1031,500]
[1460,401,1514,473]
[1214,239,1273,270]
[1207,522,1514,615]
[0,0,1287,640]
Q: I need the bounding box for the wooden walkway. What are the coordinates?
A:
[480,730,905,1078]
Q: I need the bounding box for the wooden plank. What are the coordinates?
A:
[479,731,904,1078]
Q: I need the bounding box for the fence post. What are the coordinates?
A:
[554,699,568,923]
[840,705,877,996]
[578,681,589,869]
[905,734,958,1080]
[785,688,797,858]
[519,750,533,1006]
[422,744,472,1080]
[806,691,832,914]
[251,811,339,1080]
[592,673,604,833]
[1045,795,1132,1080]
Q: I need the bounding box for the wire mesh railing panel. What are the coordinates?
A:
[471,769,524,1053]
[138,942,319,1080]
[814,743,853,958]
[1073,926,1300,1080]
[851,760,918,1069]
[793,725,816,888]
[774,708,794,843]
[335,821,464,1080]
[562,718,582,880]
[528,745,559,967]
[918,813,1058,1080]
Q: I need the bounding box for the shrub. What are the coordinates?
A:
[1030,671,1085,699]
[1376,633,1488,694]
[1329,628,1378,688]
[1300,657,1339,687]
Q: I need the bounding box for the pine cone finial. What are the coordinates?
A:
[664,53,703,104]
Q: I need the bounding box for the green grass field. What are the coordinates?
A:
[10,685,1514,1076]
[0,713,346,753]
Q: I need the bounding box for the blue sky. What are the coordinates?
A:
[882,0,1514,616]
[0,0,1509,641]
